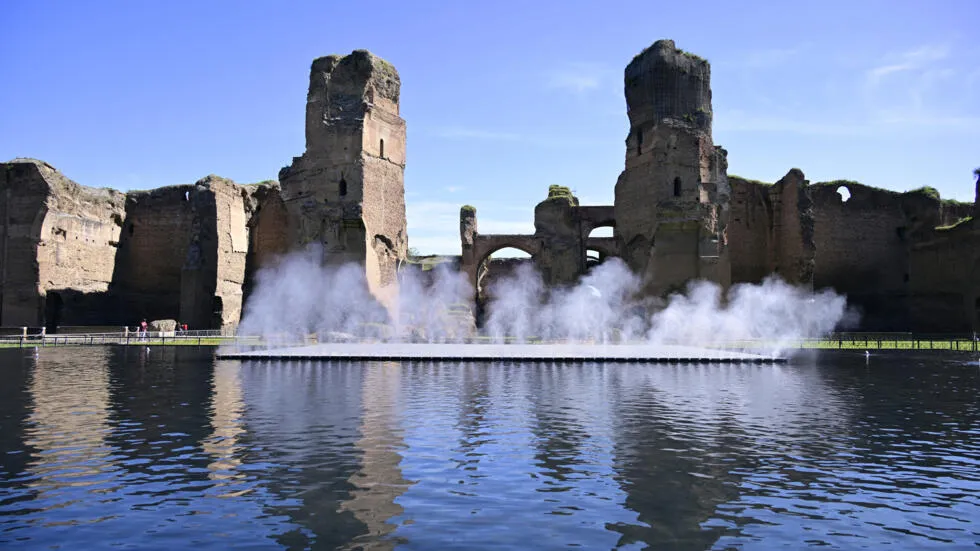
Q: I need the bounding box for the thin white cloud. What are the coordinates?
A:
[716,110,980,137]
[865,44,949,86]
[444,185,461,193]
[430,127,522,141]
[546,62,613,94]
[743,48,799,68]
[548,72,600,93]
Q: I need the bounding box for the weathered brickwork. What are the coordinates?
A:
[4,44,977,334]
[909,219,979,332]
[279,50,408,314]
[614,40,730,297]
[0,159,125,328]
[728,170,814,286]
[0,159,285,331]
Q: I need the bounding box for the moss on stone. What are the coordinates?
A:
[544,185,578,207]
[676,48,706,63]
[728,175,772,187]
[941,198,971,207]
[812,179,865,189]
[460,204,476,213]
[935,216,973,231]
[907,186,941,200]
[548,184,574,198]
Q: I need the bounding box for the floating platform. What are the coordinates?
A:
[217,343,785,364]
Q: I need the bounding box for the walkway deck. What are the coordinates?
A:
[216,343,784,363]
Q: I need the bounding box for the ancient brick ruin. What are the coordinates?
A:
[279,50,407,310]
[0,50,405,332]
[0,159,288,331]
[2,42,977,334]
[461,40,979,333]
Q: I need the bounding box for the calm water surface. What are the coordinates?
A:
[0,347,978,550]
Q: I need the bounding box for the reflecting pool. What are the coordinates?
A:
[1,347,978,549]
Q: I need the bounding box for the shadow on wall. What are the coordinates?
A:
[41,289,127,332]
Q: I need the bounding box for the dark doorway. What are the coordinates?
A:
[45,292,63,334]
[975,296,980,329]
[211,296,224,330]
[673,177,682,197]
[339,177,348,197]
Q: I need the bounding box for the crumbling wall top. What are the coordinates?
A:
[625,39,712,133]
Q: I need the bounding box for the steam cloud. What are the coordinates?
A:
[238,247,849,356]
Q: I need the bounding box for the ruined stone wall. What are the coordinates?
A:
[909,220,979,332]
[1,159,125,327]
[768,170,814,285]
[614,40,730,297]
[280,50,407,315]
[242,182,290,306]
[810,183,946,330]
[940,201,974,226]
[1,160,55,325]
[177,176,256,331]
[533,188,582,286]
[728,177,772,284]
[112,185,196,323]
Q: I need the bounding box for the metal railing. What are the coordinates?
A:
[0,331,257,348]
[1,330,977,352]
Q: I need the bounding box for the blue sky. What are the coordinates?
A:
[2,0,978,254]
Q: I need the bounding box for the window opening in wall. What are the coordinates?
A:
[128,224,135,236]
[636,129,643,156]
[339,177,348,197]
[837,186,851,202]
[896,227,907,241]
[673,177,682,197]
[379,139,385,158]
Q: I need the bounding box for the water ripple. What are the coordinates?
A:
[0,349,978,549]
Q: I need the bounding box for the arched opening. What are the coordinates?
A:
[476,247,534,326]
[837,186,851,202]
[584,225,616,271]
[44,291,63,334]
[379,139,385,159]
[673,177,682,197]
[184,191,190,201]
[586,249,602,270]
[339,177,348,197]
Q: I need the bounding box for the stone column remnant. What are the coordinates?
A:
[613,39,731,297]
[279,50,408,313]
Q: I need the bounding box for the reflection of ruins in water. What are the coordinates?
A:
[24,348,114,506]
[0,350,37,491]
[201,359,248,496]
[339,361,412,551]
[605,363,853,549]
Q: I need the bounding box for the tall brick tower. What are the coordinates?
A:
[614,39,730,297]
[279,50,408,308]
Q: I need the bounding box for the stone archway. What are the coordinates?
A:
[462,234,542,305]
[577,206,616,243]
